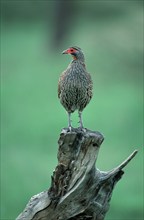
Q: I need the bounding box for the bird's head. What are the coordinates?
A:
[62,46,85,62]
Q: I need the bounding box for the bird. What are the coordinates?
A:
[58,46,93,130]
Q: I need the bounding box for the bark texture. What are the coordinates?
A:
[16,128,137,220]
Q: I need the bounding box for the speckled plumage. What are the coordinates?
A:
[58,47,93,128]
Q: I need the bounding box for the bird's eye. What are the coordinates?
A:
[70,49,74,52]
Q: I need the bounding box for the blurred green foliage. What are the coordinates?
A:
[1,1,143,220]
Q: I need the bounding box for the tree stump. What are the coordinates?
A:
[16,128,138,220]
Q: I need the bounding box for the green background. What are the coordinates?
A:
[1,1,143,219]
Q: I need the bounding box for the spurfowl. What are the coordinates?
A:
[58,46,93,129]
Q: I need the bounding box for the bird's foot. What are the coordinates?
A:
[61,126,74,133]
[68,126,73,132]
[78,126,87,132]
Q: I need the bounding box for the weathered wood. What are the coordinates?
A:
[16,128,138,220]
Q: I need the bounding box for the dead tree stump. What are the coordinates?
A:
[16,128,138,220]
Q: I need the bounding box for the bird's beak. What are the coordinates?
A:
[62,49,68,54]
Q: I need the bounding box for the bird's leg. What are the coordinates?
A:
[78,111,84,129]
[68,112,72,130]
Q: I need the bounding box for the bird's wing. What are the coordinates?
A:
[86,72,93,99]
[58,70,67,98]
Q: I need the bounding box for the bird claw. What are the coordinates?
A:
[78,126,86,132]
[68,126,72,132]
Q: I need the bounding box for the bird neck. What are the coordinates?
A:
[71,59,86,70]
[72,52,85,63]
[71,59,85,65]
